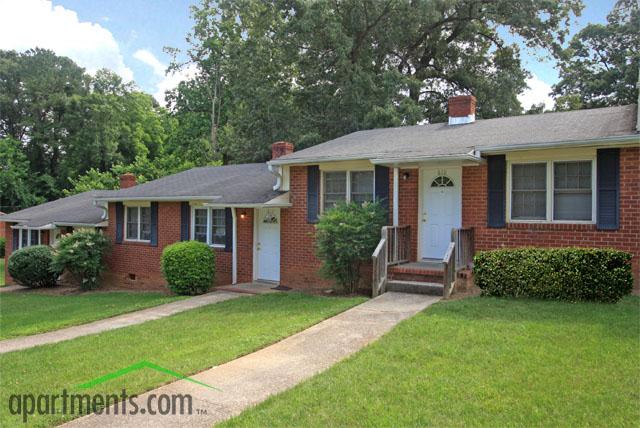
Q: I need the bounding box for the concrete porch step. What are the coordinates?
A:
[387,280,444,296]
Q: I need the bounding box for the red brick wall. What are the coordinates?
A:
[391,168,420,262]
[462,147,640,283]
[0,221,5,239]
[4,222,13,285]
[104,202,236,290]
[280,166,333,289]
[237,208,254,283]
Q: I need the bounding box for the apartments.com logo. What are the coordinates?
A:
[7,361,219,423]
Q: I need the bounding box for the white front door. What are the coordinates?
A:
[420,167,462,259]
[256,208,280,282]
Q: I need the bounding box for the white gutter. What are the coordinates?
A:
[94,196,223,202]
[202,202,292,208]
[231,207,238,284]
[268,164,282,191]
[10,222,104,230]
[370,153,482,165]
[478,134,639,154]
[268,153,380,166]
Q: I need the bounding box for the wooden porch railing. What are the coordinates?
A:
[451,227,474,269]
[372,225,411,296]
[386,225,411,266]
[372,231,387,297]
[442,242,456,298]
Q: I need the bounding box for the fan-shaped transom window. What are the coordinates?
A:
[431,176,454,187]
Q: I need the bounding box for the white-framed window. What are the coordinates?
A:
[125,205,151,242]
[15,228,41,249]
[191,207,226,247]
[321,170,374,212]
[508,159,595,223]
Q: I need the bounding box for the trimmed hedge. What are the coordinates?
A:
[161,241,216,295]
[8,245,62,288]
[473,247,633,302]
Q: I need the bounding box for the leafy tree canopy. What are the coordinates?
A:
[553,0,639,109]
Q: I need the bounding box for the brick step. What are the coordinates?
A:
[387,280,443,296]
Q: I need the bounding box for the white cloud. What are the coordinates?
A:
[133,48,198,103]
[133,49,166,77]
[518,74,554,111]
[0,0,133,81]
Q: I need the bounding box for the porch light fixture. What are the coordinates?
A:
[239,211,247,220]
[402,172,410,181]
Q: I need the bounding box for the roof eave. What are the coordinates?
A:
[370,153,482,165]
[94,195,223,202]
[478,134,639,155]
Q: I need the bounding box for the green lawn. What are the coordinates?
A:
[0,258,4,286]
[0,292,186,339]
[0,293,364,427]
[224,296,640,427]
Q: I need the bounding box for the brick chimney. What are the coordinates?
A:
[119,173,136,189]
[271,141,294,159]
[448,95,476,125]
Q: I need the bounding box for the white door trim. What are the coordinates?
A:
[254,208,281,283]
[418,166,462,260]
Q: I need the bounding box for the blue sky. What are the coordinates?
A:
[0,0,617,108]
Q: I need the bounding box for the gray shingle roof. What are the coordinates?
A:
[0,190,118,228]
[271,105,639,164]
[97,163,281,203]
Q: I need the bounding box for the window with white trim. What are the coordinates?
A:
[322,170,374,211]
[16,228,41,249]
[125,206,151,241]
[509,160,594,222]
[192,207,226,247]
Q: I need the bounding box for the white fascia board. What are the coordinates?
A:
[370,153,483,165]
[478,134,639,154]
[268,154,375,166]
[94,196,223,202]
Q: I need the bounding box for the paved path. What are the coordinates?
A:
[0,291,242,354]
[65,292,440,428]
[0,284,28,293]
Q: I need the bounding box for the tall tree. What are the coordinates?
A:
[173,0,583,164]
[0,138,44,212]
[553,0,639,109]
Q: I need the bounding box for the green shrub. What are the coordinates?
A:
[8,245,61,288]
[161,241,216,295]
[51,230,110,290]
[0,237,5,258]
[316,201,387,294]
[473,247,633,302]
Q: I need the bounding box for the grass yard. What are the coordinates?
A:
[0,292,186,339]
[224,296,640,427]
[0,292,364,427]
[0,258,4,286]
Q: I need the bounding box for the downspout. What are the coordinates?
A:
[393,167,399,226]
[93,200,109,220]
[268,164,282,191]
[231,207,238,284]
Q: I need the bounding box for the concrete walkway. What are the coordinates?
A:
[0,291,242,354]
[65,292,440,428]
[0,284,28,293]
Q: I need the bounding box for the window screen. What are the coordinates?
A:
[193,208,208,243]
[139,207,151,241]
[210,209,226,246]
[350,171,374,204]
[323,171,347,211]
[511,163,546,220]
[126,207,139,240]
[554,161,592,221]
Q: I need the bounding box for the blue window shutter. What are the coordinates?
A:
[180,202,190,241]
[150,202,158,247]
[487,155,506,228]
[307,165,320,223]
[374,165,390,223]
[115,202,124,243]
[12,228,19,251]
[225,208,233,252]
[597,148,619,230]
